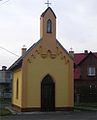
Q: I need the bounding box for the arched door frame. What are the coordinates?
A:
[41,74,55,111]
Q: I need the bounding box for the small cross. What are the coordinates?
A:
[45,0,51,8]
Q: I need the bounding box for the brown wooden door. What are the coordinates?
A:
[41,75,55,111]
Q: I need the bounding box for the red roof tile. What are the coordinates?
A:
[74,52,97,65]
[74,52,97,80]
[74,53,86,65]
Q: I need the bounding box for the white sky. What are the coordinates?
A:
[0,0,97,69]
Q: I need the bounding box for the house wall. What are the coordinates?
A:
[12,68,22,107]
[80,54,97,80]
[0,69,12,98]
[74,53,97,103]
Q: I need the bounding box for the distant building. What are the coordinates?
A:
[74,50,97,102]
[0,66,12,98]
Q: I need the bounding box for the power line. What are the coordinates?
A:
[0,46,19,57]
[0,0,10,6]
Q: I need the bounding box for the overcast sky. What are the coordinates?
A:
[0,0,97,69]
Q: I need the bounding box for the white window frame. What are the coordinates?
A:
[88,67,96,76]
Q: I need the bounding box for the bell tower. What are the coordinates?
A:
[40,7,57,54]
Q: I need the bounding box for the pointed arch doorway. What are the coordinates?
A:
[41,75,55,111]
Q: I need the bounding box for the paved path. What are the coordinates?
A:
[1,111,97,120]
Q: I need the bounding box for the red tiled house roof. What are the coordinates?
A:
[74,51,97,80]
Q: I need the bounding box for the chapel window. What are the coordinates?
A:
[47,19,52,33]
[16,79,19,99]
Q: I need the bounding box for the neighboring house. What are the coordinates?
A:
[74,50,97,102]
[0,66,12,99]
[9,7,73,112]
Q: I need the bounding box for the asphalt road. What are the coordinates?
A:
[1,111,97,120]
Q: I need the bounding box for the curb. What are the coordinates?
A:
[5,107,74,115]
[74,107,97,111]
[6,106,97,115]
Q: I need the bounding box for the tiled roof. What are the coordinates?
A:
[9,39,73,71]
[74,53,86,65]
[57,40,73,60]
[8,40,41,70]
[74,52,97,65]
[41,7,56,18]
[74,52,97,79]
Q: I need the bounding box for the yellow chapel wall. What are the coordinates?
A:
[23,48,74,108]
[11,7,74,110]
[12,68,22,107]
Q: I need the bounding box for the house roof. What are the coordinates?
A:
[9,39,72,71]
[41,7,56,18]
[74,51,97,80]
[74,53,87,65]
[74,52,97,65]
[8,39,41,71]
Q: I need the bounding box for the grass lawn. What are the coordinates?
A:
[0,108,11,116]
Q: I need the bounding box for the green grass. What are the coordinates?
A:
[0,108,11,116]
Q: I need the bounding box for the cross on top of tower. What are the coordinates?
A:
[45,0,51,8]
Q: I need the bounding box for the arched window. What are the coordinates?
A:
[47,19,52,33]
[16,79,19,99]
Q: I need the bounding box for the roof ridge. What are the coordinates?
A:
[9,39,42,70]
[41,7,56,18]
[56,40,73,60]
